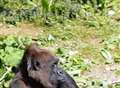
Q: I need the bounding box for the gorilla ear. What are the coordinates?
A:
[12,66,19,73]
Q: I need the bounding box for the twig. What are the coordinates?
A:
[0,66,11,82]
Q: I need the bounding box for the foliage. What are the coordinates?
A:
[0,36,32,87]
[0,0,119,25]
[0,36,88,88]
[102,35,120,63]
[111,83,120,88]
[56,47,89,76]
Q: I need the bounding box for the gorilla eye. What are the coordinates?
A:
[57,70,63,75]
[52,64,56,68]
[51,64,58,70]
[35,61,40,67]
[52,58,59,65]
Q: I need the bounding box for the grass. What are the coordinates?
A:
[40,16,120,63]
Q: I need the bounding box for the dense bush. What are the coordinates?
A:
[0,36,32,88]
[0,0,118,25]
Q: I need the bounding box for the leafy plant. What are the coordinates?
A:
[56,48,89,77]
[102,35,120,63]
[0,0,116,25]
[0,36,32,87]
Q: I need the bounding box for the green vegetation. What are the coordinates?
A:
[0,0,120,88]
[0,0,119,25]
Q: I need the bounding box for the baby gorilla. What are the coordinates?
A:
[10,44,79,88]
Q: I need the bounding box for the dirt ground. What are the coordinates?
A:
[0,23,43,38]
[83,63,120,84]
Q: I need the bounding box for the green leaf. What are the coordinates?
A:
[100,49,113,63]
[41,0,49,12]
[3,36,16,46]
[3,50,23,66]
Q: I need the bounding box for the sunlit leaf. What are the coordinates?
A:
[100,49,113,63]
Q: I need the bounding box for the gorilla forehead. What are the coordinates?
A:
[25,44,55,62]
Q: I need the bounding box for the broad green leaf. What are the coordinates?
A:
[3,50,24,66]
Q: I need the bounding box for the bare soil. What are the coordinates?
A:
[0,23,43,38]
[83,63,120,84]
